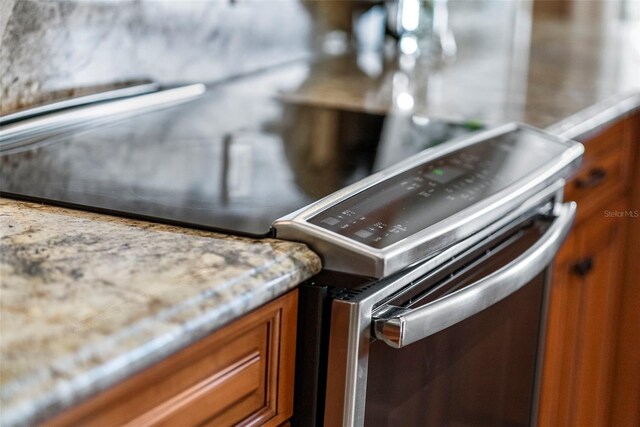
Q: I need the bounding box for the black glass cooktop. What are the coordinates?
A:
[0,87,478,236]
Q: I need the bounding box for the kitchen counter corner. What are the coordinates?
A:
[0,198,321,426]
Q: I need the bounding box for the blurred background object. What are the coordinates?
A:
[0,0,314,115]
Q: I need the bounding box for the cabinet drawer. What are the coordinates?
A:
[45,290,298,427]
[565,149,623,211]
[128,323,269,427]
[565,118,633,220]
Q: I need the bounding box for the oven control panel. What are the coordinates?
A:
[274,123,583,277]
[308,127,571,248]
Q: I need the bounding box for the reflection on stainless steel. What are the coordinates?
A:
[0,84,206,154]
[373,202,575,348]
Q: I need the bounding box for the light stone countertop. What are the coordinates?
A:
[0,199,320,426]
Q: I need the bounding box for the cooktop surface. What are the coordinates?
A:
[0,85,476,236]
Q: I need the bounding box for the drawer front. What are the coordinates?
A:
[45,290,298,427]
[565,117,633,221]
[126,323,269,427]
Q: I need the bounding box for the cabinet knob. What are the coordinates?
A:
[575,168,607,189]
[572,257,594,277]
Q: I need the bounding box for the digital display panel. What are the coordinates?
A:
[427,166,465,184]
[309,128,569,248]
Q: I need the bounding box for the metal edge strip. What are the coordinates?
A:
[0,84,206,150]
[0,82,160,125]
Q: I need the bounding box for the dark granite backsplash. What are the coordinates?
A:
[0,0,314,115]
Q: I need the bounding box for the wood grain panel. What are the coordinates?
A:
[539,112,639,427]
[566,117,633,223]
[611,112,640,427]
[571,200,627,426]
[44,290,298,427]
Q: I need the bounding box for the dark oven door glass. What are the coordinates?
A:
[365,220,549,427]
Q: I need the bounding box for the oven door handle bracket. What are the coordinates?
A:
[373,201,576,349]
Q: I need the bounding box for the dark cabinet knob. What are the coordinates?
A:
[572,257,594,277]
[575,168,607,189]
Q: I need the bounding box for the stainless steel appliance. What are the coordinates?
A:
[0,86,582,427]
[279,125,582,426]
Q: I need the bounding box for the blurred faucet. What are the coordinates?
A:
[376,0,458,171]
[317,0,456,64]
[389,0,457,62]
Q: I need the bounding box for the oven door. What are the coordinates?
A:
[362,204,576,427]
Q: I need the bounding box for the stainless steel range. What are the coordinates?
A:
[277,122,582,427]
[0,85,583,427]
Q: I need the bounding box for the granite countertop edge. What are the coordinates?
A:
[4,259,316,427]
[544,91,640,139]
[0,201,321,427]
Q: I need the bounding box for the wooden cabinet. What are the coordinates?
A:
[563,118,632,223]
[539,113,639,426]
[539,200,627,426]
[570,205,626,427]
[611,113,640,427]
[44,290,298,427]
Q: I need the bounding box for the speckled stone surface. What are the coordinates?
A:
[0,199,321,426]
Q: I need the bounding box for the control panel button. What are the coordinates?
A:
[355,229,373,239]
[321,217,340,226]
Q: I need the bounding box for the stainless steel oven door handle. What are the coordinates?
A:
[373,201,576,349]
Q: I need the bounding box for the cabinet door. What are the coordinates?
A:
[571,204,626,426]
[539,199,627,427]
[538,230,580,426]
[611,112,640,427]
